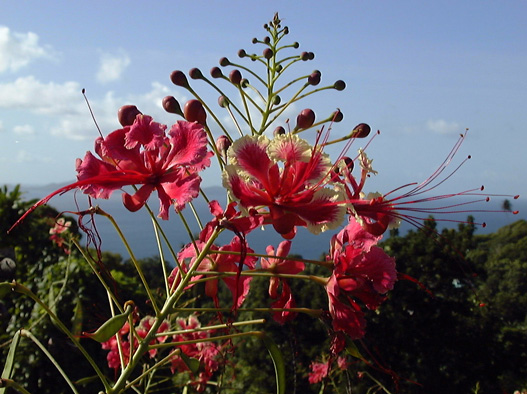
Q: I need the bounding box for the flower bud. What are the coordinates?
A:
[333,80,346,91]
[338,157,354,173]
[210,67,223,78]
[184,99,207,125]
[170,70,189,88]
[219,57,230,67]
[276,64,283,73]
[229,69,242,85]
[252,37,258,44]
[308,70,321,86]
[118,105,142,127]
[332,110,344,122]
[274,126,286,136]
[218,95,229,108]
[216,135,231,157]
[300,52,310,61]
[273,95,281,105]
[238,49,246,58]
[351,123,371,138]
[296,109,315,130]
[263,36,271,44]
[240,78,249,88]
[162,96,183,116]
[292,42,299,48]
[263,48,273,59]
[189,67,204,80]
[308,52,315,60]
[283,26,289,34]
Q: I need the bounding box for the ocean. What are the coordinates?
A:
[14,183,525,261]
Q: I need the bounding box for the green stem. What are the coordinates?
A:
[12,282,110,391]
[20,329,80,394]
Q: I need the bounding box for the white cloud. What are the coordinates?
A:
[426,119,461,135]
[13,124,35,136]
[0,25,57,73]
[96,50,131,83]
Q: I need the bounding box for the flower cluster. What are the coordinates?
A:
[8,12,519,394]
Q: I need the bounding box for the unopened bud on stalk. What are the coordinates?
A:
[118,105,142,127]
[351,123,371,138]
[184,99,207,125]
[210,67,223,78]
[333,80,346,91]
[300,52,310,61]
[308,70,321,86]
[229,70,242,85]
[274,126,286,136]
[292,42,299,48]
[238,49,246,58]
[296,109,315,130]
[219,57,230,67]
[170,70,189,88]
[162,96,183,116]
[263,48,273,59]
[338,157,354,173]
[273,95,281,105]
[218,95,229,108]
[240,78,249,88]
[189,68,204,80]
[263,36,271,44]
[332,110,344,122]
[283,26,289,34]
[216,135,231,158]
[252,37,259,44]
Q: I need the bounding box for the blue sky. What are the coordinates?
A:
[1,1,526,207]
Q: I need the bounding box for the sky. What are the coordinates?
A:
[1,1,526,207]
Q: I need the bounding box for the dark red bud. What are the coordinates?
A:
[332,110,344,122]
[238,49,246,58]
[296,109,315,130]
[308,70,321,85]
[293,42,299,48]
[162,96,183,116]
[263,48,273,59]
[308,52,315,60]
[219,57,230,67]
[283,26,289,34]
[210,67,223,78]
[274,126,286,136]
[333,80,346,91]
[216,135,231,156]
[339,157,354,173]
[184,99,207,125]
[229,70,242,85]
[189,68,204,80]
[118,105,142,127]
[252,37,259,44]
[351,123,371,138]
[263,36,270,44]
[300,52,310,61]
[218,95,229,108]
[170,70,189,88]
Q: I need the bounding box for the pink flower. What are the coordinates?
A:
[325,219,397,339]
[49,217,71,252]
[178,236,257,308]
[308,360,330,384]
[222,134,345,239]
[10,117,212,229]
[260,240,304,323]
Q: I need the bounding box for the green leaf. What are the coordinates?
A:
[83,304,133,343]
[345,338,365,361]
[71,297,84,336]
[179,351,201,375]
[259,332,286,394]
[0,282,13,299]
[0,330,21,394]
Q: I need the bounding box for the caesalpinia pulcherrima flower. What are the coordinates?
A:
[223,133,346,239]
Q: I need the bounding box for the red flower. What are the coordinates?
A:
[260,240,304,323]
[9,116,211,230]
[178,236,257,308]
[222,134,345,239]
[325,219,397,339]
